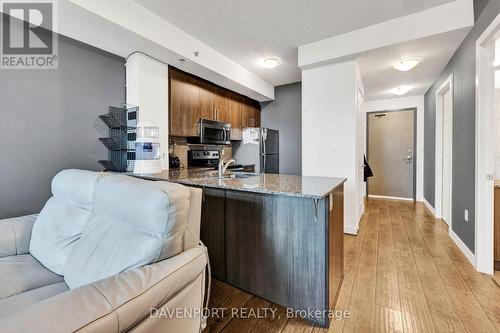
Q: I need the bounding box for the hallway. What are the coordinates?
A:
[206,199,500,332]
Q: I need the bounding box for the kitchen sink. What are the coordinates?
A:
[229,173,257,179]
[204,173,257,179]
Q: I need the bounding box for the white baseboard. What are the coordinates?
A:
[449,228,477,269]
[344,223,359,235]
[368,194,414,202]
[420,198,436,216]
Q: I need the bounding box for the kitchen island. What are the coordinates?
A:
[134,170,346,327]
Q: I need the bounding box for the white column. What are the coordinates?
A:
[302,60,363,234]
[126,53,169,170]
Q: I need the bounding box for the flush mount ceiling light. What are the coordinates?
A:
[390,85,412,96]
[262,57,281,69]
[393,59,420,72]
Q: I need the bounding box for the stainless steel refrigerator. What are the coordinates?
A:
[232,128,279,174]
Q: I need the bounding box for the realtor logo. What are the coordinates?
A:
[1,0,58,69]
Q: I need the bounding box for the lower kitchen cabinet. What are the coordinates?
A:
[200,188,226,280]
[198,185,344,327]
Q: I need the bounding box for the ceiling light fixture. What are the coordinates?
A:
[393,59,420,72]
[262,57,281,69]
[390,85,412,96]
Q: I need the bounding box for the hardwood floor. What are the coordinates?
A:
[205,198,500,333]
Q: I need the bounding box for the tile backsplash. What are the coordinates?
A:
[169,137,232,169]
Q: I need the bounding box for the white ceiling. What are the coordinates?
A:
[135,0,454,86]
[358,29,469,101]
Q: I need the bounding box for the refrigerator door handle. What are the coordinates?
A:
[261,128,267,173]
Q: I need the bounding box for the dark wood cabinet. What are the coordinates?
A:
[198,81,218,121]
[225,191,328,320]
[200,188,226,280]
[198,184,344,327]
[240,98,261,128]
[169,69,202,137]
[328,187,344,308]
[169,67,260,136]
[225,91,242,130]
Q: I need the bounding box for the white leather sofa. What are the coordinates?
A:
[0,169,207,333]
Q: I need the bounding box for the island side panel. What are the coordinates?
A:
[328,184,344,309]
[200,187,226,280]
[225,190,328,323]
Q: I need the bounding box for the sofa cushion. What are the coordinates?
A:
[0,215,37,258]
[0,282,68,319]
[64,175,191,289]
[30,169,100,275]
[0,254,64,299]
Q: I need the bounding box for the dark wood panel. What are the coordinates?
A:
[169,68,200,137]
[200,188,226,281]
[217,91,241,129]
[224,190,330,326]
[199,81,218,121]
[328,184,344,309]
[240,98,261,128]
[168,66,258,137]
[251,102,261,127]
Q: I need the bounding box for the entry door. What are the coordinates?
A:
[368,110,415,199]
[442,89,452,224]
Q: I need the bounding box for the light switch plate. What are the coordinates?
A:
[330,144,337,153]
[464,209,469,222]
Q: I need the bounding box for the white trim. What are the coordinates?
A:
[449,228,477,269]
[368,194,414,202]
[474,13,500,275]
[434,74,454,224]
[362,96,425,202]
[420,198,436,216]
[345,223,359,235]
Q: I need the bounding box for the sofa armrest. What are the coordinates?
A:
[0,246,208,333]
[0,214,37,258]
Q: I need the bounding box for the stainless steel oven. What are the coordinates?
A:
[187,118,231,145]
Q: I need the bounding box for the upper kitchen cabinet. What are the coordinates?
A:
[169,68,202,137]
[169,66,260,137]
[241,98,261,128]
[224,91,242,130]
[198,81,218,121]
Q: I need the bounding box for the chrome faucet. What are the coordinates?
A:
[218,156,236,178]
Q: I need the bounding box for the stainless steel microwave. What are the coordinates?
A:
[187,118,231,145]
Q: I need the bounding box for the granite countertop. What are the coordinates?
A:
[133,169,346,199]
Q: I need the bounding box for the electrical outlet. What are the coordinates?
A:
[464,209,469,222]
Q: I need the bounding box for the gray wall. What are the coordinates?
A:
[0,21,125,218]
[424,0,500,252]
[261,82,302,175]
